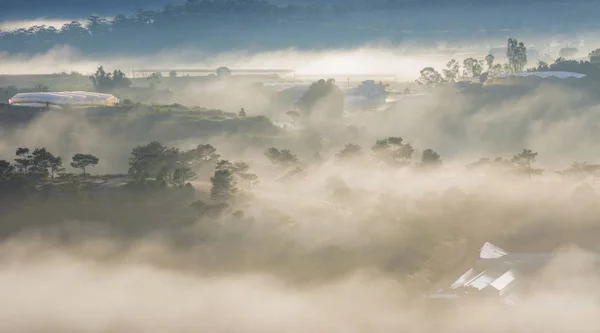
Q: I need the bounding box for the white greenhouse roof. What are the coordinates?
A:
[8,91,119,107]
[495,71,586,79]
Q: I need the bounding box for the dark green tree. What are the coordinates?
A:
[14,148,33,175]
[90,66,132,92]
[128,142,179,181]
[336,143,363,159]
[183,144,220,165]
[511,149,542,180]
[0,160,14,180]
[210,160,238,201]
[506,38,528,73]
[71,153,99,176]
[265,148,281,165]
[172,166,196,187]
[31,148,62,179]
[462,57,484,78]
[485,54,495,71]
[416,67,444,87]
[231,161,259,189]
[421,149,442,168]
[265,148,298,166]
[297,78,344,118]
[443,59,460,83]
[238,107,246,117]
[372,137,413,165]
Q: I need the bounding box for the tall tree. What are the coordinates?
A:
[506,38,528,73]
[485,54,495,71]
[511,149,541,180]
[462,58,484,79]
[443,59,460,83]
[31,148,62,178]
[210,160,238,201]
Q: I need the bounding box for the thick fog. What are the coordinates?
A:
[0,36,597,76]
[2,30,600,332]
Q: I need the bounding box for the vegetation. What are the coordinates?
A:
[265,148,299,167]
[372,137,414,166]
[506,37,528,73]
[297,78,344,118]
[210,160,238,202]
[89,66,132,92]
[71,154,99,175]
[336,143,363,160]
[417,37,530,87]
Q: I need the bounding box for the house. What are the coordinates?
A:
[428,242,598,306]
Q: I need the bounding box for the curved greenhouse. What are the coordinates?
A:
[484,71,585,86]
[8,91,119,107]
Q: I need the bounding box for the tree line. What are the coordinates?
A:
[0,148,99,198]
[417,37,528,87]
[418,37,600,87]
[2,138,596,213]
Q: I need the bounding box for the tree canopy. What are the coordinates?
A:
[90,66,131,92]
[297,78,344,118]
[506,38,528,73]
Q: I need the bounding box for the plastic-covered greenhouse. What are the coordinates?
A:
[8,91,119,107]
[483,71,586,86]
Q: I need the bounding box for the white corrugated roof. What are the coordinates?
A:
[8,91,119,107]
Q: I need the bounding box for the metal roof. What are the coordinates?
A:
[494,71,586,79]
[8,91,119,107]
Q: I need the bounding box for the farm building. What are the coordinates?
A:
[8,91,119,107]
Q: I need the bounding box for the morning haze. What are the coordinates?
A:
[1,0,600,332]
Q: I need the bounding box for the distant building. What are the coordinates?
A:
[216,66,232,77]
[429,242,573,306]
[344,80,390,111]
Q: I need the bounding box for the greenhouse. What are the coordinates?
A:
[483,71,585,86]
[8,91,120,107]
